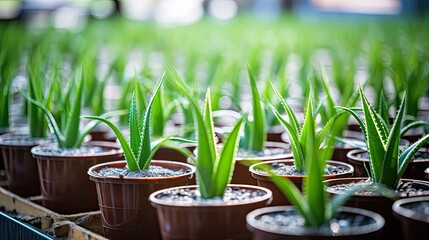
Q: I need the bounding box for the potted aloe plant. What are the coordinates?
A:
[225,67,293,185]
[346,92,428,179]
[19,67,125,214]
[0,63,54,197]
[249,82,354,205]
[149,86,273,240]
[85,75,196,240]
[246,122,387,239]
[324,88,429,239]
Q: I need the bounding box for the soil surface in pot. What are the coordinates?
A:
[326,179,429,196]
[236,147,291,158]
[153,186,268,205]
[254,208,376,234]
[253,162,351,176]
[31,145,119,156]
[0,135,51,146]
[97,165,190,178]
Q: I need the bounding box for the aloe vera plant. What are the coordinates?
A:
[168,67,245,199]
[258,127,395,228]
[269,82,347,172]
[84,75,177,172]
[25,63,54,138]
[265,121,344,227]
[339,88,429,188]
[240,67,266,152]
[19,67,125,148]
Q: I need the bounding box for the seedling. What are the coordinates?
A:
[270,82,347,172]
[19,67,126,148]
[168,66,245,199]
[339,88,429,188]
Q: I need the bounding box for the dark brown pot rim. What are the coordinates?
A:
[246,205,385,236]
[31,141,123,158]
[392,196,429,223]
[348,148,429,163]
[324,177,429,198]
[88,160,196,183]
[0,132,54,147]
[149,184,273,208]
[249,159,354,180]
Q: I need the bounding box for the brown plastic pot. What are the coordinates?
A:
[246,205,385,240]
[88,160,196,240]
[232,141,293,185]
[149,184,273,240]
[0,133,52,197]
[250,159,354,206]
[31,141,123,214]
[347,148,429,180]
[324,177,429,240]
[392,196,429,240]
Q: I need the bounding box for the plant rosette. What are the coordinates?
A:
[88,160,196,240]
[149,184,273,240]
[30,140,123,214]
[250,159,354,206]
[246,205,385,240]
[0,132,53,197]
[392,196,429,240]
[324,177,429,239]
[347,148,429,180]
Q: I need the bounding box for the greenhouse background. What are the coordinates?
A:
[1,1,429,240]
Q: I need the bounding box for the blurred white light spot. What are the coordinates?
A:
[330,222,340,234]
[310,0,401,15]
[0,1,21,19]
[90,0,115,19]
[209,0,237,21]
[53,7,87,31]
[154,0,203,26]
[122,0,155,21]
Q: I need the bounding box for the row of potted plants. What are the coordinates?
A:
[2,62,428,240]
[1,17,429,240]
